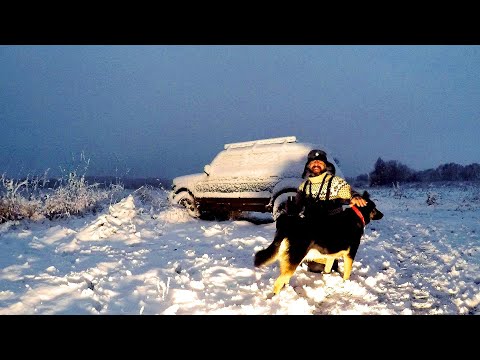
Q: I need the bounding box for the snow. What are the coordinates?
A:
[0,182,479,315]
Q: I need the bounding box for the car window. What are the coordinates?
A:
[210,147,283,178]
[209,152,245,176]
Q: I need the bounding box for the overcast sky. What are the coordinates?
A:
[1,45,479,180]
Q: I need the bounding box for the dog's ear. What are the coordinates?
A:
[362,191,370,200]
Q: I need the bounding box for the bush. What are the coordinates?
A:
[0,171,125,223]
[426,192,438,206]
[0,175,43,222]
[132,184,170,215]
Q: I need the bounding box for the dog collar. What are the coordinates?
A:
[352,205,365,226]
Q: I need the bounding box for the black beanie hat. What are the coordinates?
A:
[307,149,327,163]
[301,149,329,178]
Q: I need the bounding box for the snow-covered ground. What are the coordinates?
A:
[0,183,479,315]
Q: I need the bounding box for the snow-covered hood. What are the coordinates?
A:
[172,173,206,190]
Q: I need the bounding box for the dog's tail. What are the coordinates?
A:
[254,213,289,267]
[254,238,282,267]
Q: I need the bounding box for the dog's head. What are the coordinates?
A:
[358,191,384,224]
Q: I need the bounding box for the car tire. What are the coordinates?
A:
[174,192,200,218]
[272,191,297,220]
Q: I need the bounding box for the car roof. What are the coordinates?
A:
[209,137,343,178]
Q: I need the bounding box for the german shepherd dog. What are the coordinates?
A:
[254,191,383,295]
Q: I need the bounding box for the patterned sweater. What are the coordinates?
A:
[294,172,358,216]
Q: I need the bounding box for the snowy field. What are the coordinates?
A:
[0,182,479,315]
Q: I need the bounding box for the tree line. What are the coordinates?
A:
[354,158,480,186]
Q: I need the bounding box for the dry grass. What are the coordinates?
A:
[0,172,125,223]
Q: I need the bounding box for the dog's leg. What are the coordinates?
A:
[273,274,292,295]
[272,256,300,295]
[273,264,297,295]
[270,235,311,295]
[324,258,336,273]
[342,255,353,280]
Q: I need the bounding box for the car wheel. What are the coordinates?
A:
[272,191,297,220]
[174,192,200,218]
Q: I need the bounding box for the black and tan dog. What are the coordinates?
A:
[254,191,383,295]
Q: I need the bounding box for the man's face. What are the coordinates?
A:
[308,160,326,175]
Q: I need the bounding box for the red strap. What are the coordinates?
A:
[351,205,365,226]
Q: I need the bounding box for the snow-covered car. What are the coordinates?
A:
[169,136,342,219]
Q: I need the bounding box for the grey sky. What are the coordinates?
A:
[1,45,479,180]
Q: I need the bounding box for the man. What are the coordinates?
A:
[294,149,367,273]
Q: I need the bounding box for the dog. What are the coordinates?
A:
[254,191,383,295]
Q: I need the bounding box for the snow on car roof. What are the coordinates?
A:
[208,139,342,178]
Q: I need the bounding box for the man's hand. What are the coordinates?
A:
[350,196,367,207]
